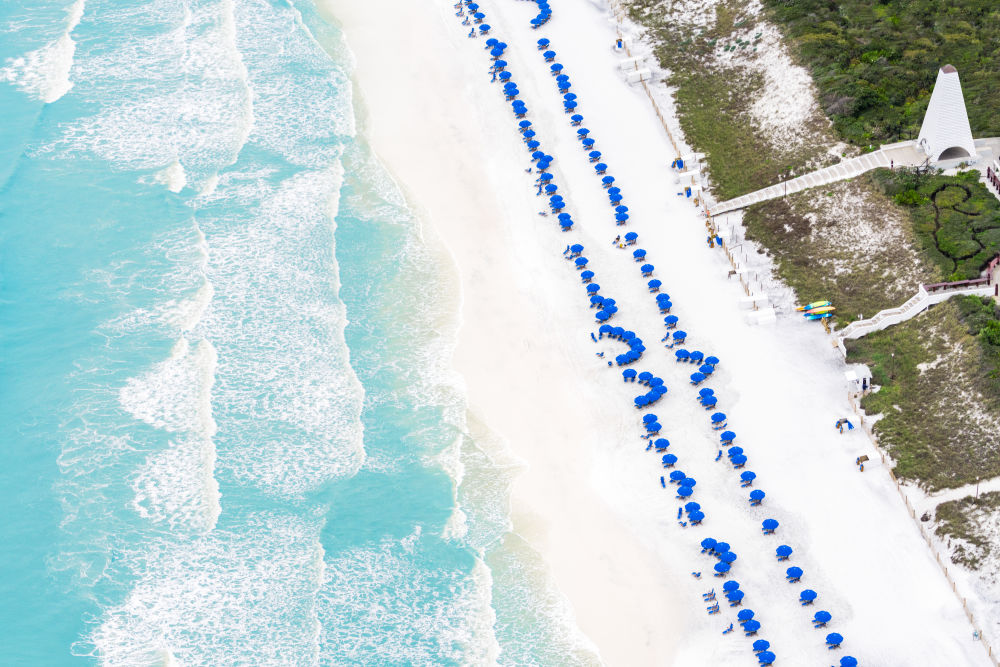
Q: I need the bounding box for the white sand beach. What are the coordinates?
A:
[322,0,993,664]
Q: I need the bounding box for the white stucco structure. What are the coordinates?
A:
[917,65,977,162]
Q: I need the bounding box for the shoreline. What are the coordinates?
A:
[319,0,687,663]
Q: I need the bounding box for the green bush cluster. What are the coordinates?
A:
[872,169,1000,280]
[762,1,1000,146]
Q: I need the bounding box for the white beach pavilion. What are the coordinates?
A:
[917,64,978,163]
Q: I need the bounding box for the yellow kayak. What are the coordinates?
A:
[796,300,831,311]
[805,305,836,315]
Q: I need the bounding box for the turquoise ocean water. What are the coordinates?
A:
[0,1,600,664]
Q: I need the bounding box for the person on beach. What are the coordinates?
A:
[613,235,621,244]
[491,69,496,82]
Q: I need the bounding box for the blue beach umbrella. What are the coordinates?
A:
[720,430,736,443]
[617,205,630,214]
[589,150,602,160]
[758,651,774,665]
[826,633,843,648]
[684,502,700,513]
[537,38,550,48]
[689,510,704,523]
[749,489,765,503]
[743,620,761,634]
[582,138,595,149]
[714,562,730,575]
[700,538,717,552]
[662,453,677,466]
[786,566,803,580]
[654,438,669,451]
[800,589,817,603]
[586,284,600,294]
[714,541,731,554]
[711,412,726,424]
[564,93,577,101]
[574,257,588,267]
[669,470,685,483]
[641,263,654,273]
[722,580,739,593]
[741,471,757,484]
[699,388,714,397]
[664,315,679,327]
[705,355,720,366]
[839,658,858,667]
[814,610,832,624]
[752,639,770,653]
[642,413,657,423]
[571,114,584,123]
[608,186,621,195]
[595,163,608,174]
[550,63,564,73]
[543,50,556,60]
[580,270,594,281]
[762,519,779,533]
[738,609,754,622]
[726,589,744,602]
[677,486,693,498]
[689,372,705,384]
[776,545,793,560]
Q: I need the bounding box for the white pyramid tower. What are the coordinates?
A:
[917,65,977,162]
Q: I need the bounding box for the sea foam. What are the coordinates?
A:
[0,0,84,103]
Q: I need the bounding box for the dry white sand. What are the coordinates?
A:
[320,0,993,664]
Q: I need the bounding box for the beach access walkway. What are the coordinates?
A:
[708,141,927,217]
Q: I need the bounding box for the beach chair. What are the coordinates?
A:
[706,604,720,614]
[702,589,716,601]
[714,450,723,462]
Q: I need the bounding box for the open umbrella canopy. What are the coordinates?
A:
[720,551,737,564]
[741,471,757,483]
[624,230,637,239]
[589,150,602,160]
[714,562,730,574]
[526,140,541,150]
[556,73,570,82]
[645,422,662,433]
[727,446,744,457]
[498,70,511,81]
[711,412,727,423]
[662,453,678,466]
[616,205,630,213]
[738,609,755,622]
[680,476,697,488]
[762,519,779,531]
[608,186,622,195]
[685,502,701,513]
[571,114,584,123]
[757,651,775,665]
[674,350,690,361]
[639,373,654,383]
[649,377,664,387]
[589,295,603,306]
[690,372,706,383]
[721,430,736,442]
[705,355,720,366]
[664,315,679,326]
[673,330,688,340]
[594,162,608,173]
[537,38,550,47]
[689,510,705,522]
[557,212,572,221]
[595,310,611,321]
[701,538,717,551]
[743,620,761,633]
[576,128,589,137]
[654,438,669,450]
[800,589,817,602]
[776,545,793,558]
[633,248,646,258]
[699,364,715,375]
[677,486,693,497]
[582,138,595,148]
[574,257,588,266]
[669,470,685,482]
[648,279,662,289]
[722,580,740,592]
[602,175,615,185]
[752,639,770,652]
[699,388,715,397]
[641,263,654,273]
[731,454,748,467]
[749,490,765,501]
[826,633,843,646]
[786,566,803,579]
[689,350,705,363]
[586,283,600,294]
[550,63,564,72]
[814,611,832,623]
[543,49,556,59]
[726,589,744,601]
[580,270,594,281]
[622,369,637,379]
[839,658,858,667]
[569,243,583,253]
[715,541,731,554]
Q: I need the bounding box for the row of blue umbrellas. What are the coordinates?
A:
[538,49,632,229]
[529,2,552,28]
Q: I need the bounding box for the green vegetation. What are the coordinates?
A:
[935,491,1000,569]
[955,295,1000,399]
[743,173,939,326]
[762,0,1000,146]
[846,299,1000,490]
[871,169,1000,280]
[628,0,830,199]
